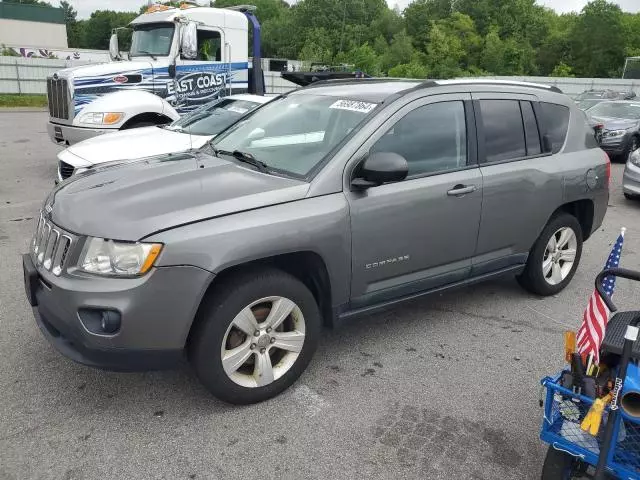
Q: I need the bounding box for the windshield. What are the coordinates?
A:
[211,94,377,177]
[130,23,174,58]
[588,102,640,120]
[578,99,602,111]
[166,98,262,136]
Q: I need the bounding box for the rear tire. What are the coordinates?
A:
[540,446,582,479]
[188,268,321,404]
[518,213,583,296]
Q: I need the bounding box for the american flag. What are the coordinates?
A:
[576,229,626,364]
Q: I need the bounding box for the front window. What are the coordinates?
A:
[165,98,262,136]
[130,23,174,58]
[211,94,377,177]
[588,102,640,120]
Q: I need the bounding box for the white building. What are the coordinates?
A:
[0,2,67,49]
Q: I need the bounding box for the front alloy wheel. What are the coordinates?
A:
[221,297,306,388]
[189,268,321,404]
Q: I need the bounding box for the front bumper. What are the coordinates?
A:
[23,253,212,371]
[623,161,640,196]
[600,134,632,157]
[47,121,115,146]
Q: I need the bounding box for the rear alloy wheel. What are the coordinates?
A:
[189,269,320,404]
[518,213,583,296]
[542,227,578,286]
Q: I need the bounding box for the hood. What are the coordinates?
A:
[63,126,211,166]
[589,116,639,131]
[57,60,158,80]
[49,153,309,240]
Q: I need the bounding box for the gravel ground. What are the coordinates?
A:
[1,111,639,480]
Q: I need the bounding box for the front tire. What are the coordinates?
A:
[518,213,583,296]
[188,268,321,404]
[625,135,639,164]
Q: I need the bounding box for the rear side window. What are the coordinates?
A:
[520,101,541,156]
[539,103,570,154]
[480,100,526,162]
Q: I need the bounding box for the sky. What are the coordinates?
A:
[48,0,640,20]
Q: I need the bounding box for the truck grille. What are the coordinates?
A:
[58,161,75,180]
[47,76,70,120]
[32,213,74,276]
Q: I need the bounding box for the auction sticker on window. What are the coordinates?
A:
[329,99,377,113]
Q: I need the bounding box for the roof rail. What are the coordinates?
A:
[291,76,564,94]
[434,79,563,94]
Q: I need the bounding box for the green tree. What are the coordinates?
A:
[59,1,82,48]
[424,23,464,78]
[298,27,333,64]
[81,11,138,50]
[335,43,381,75]
[570,0,626,77]
[388,61,428,79]
[550,62,575,77]
[480,26,504,74]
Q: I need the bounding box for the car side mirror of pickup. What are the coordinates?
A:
[351,152,408,190]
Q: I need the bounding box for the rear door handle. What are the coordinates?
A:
[447,184,477,196]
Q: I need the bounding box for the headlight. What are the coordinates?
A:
[606,129,627,138]
[631,148,640,167]
[79,112,124,125]
[78,238,162,276]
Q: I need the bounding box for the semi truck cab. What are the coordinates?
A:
[46,3,264,146]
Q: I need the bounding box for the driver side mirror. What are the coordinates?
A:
[181,22,198,60]
[352,152,408,190]
[109,33,121,61]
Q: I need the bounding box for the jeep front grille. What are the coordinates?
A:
[32,214,74,276]
[47,77,70,120]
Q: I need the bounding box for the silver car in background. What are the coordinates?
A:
[624,148,640,200]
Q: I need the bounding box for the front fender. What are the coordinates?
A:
[73,90,180,129]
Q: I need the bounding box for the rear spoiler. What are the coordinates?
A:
[281,71,369,87]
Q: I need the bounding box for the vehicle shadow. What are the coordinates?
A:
[25,275,536,414]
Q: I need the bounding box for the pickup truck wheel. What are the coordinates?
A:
[518,213,583,296]
[188,269,321,404]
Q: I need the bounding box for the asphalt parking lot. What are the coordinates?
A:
[1,110,640,480]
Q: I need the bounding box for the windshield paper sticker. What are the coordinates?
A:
[329,99,377,113]
[226,106,249,114]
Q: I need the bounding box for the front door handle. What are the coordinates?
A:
[447,184,477,196]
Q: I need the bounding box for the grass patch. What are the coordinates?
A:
[0,94,47,108]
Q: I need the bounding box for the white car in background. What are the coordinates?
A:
[56,94,273,181]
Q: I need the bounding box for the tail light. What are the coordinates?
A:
[604,151,611,186]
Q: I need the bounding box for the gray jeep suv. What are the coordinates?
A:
[23,79,609,404]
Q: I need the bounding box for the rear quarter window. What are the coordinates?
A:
[539,103,570,154]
